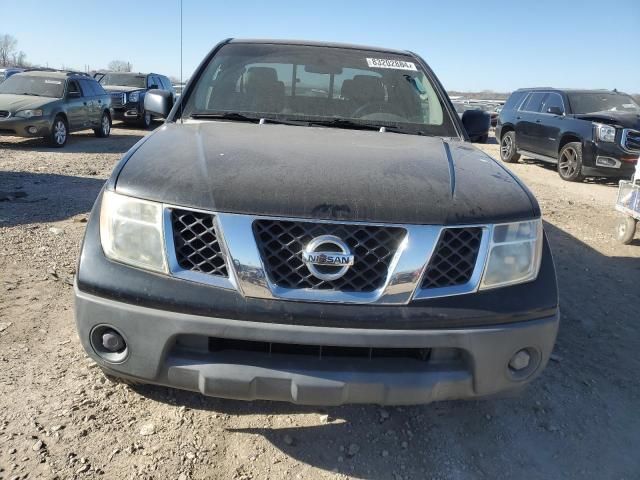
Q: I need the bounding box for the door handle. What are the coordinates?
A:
[83,102,87,105]
[535,119,541,123]
[516,116,521,120]
[98,100,102,104]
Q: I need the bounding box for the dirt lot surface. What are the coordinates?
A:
[1,126,639,480]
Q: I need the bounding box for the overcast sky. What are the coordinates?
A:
[3,0,639,93]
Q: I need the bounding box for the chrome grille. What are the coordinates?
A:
[171,209,228,277]
[253,220,406,292]
[421,227,483,289]
[623,129,640,152]
[110,92,124,107]
[0,110,9,118]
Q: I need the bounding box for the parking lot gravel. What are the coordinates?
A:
[1,126,639,480]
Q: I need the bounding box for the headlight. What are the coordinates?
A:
[15,109,43,118]
[594,123,616,143]
[99,191,167,273]
[480,219,543,289]
[128,91,140,103]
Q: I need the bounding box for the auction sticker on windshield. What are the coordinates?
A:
[366,58,417,71]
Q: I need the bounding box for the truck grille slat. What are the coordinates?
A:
[207,337,431,361]
[171,209,228,277]
[110,92,124,107]
[623,129,640,152]
[421,227,482,289]
[253,220,406,292]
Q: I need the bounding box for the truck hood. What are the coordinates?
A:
[0,93,57,112]
[114,121,537,225]
[573,111,640,130]
[102,85,144,93]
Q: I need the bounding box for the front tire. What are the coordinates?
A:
[48,115,68,148]
[558,142,584,182]
[615,216,637,244]
[94,111,111,138]
[138,110,152,129]
[500,131,520,163]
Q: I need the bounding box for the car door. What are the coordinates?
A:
[537,92,567,158]
[515,92,546,152]
[64,79,89,131]
[79,79,100,127]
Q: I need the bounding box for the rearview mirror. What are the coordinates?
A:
[144,89,173,118]
[149,84,159,90]
[547,106,564,116]
[67,91,81,99]
[461,109,490,140]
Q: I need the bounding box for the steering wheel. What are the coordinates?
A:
[352,101,405,119]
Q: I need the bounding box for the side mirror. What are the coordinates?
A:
[144,89,173,118]
[67,91,81,99]
[461,109,490,140]
[547,106,564,116]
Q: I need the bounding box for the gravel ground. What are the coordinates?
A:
[1,125,639,480]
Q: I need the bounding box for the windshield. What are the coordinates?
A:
[182,43,456,137]
[568,92,640,115]
[0,75,65,97]
[99,73,146,88]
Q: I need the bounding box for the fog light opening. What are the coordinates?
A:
[90,325,129,363]
[27,126,38,134]
[507,347,540,381]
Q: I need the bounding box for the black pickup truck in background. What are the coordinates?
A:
[496,88,639,181]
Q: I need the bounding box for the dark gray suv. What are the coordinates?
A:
[75,39,559,405]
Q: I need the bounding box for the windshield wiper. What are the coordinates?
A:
[311,118,427,136]
[190,112,308,126]
[309,118,381,131]
[191,112,259,122]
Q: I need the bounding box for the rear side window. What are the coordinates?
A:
[79,79,98,96]
[92,80,107,95]
[503,91,527,111]
[521,92,546,112]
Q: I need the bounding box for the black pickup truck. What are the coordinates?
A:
[497,88,639,181]
[75,39,559,405]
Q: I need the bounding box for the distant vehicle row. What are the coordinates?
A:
[497,88,639,181]
[0,68,176,147]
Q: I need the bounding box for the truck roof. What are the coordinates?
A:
[228,38,412,56]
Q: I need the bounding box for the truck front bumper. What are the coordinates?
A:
[75,287,559,405]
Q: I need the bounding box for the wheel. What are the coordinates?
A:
[48,115,68,148]
[94,111,111,138]
[138,110,152,129]
[615,216,637,244]
[558,142,584,182]
[500,131,520,163]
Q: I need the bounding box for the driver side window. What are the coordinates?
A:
[67,80,81,96]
